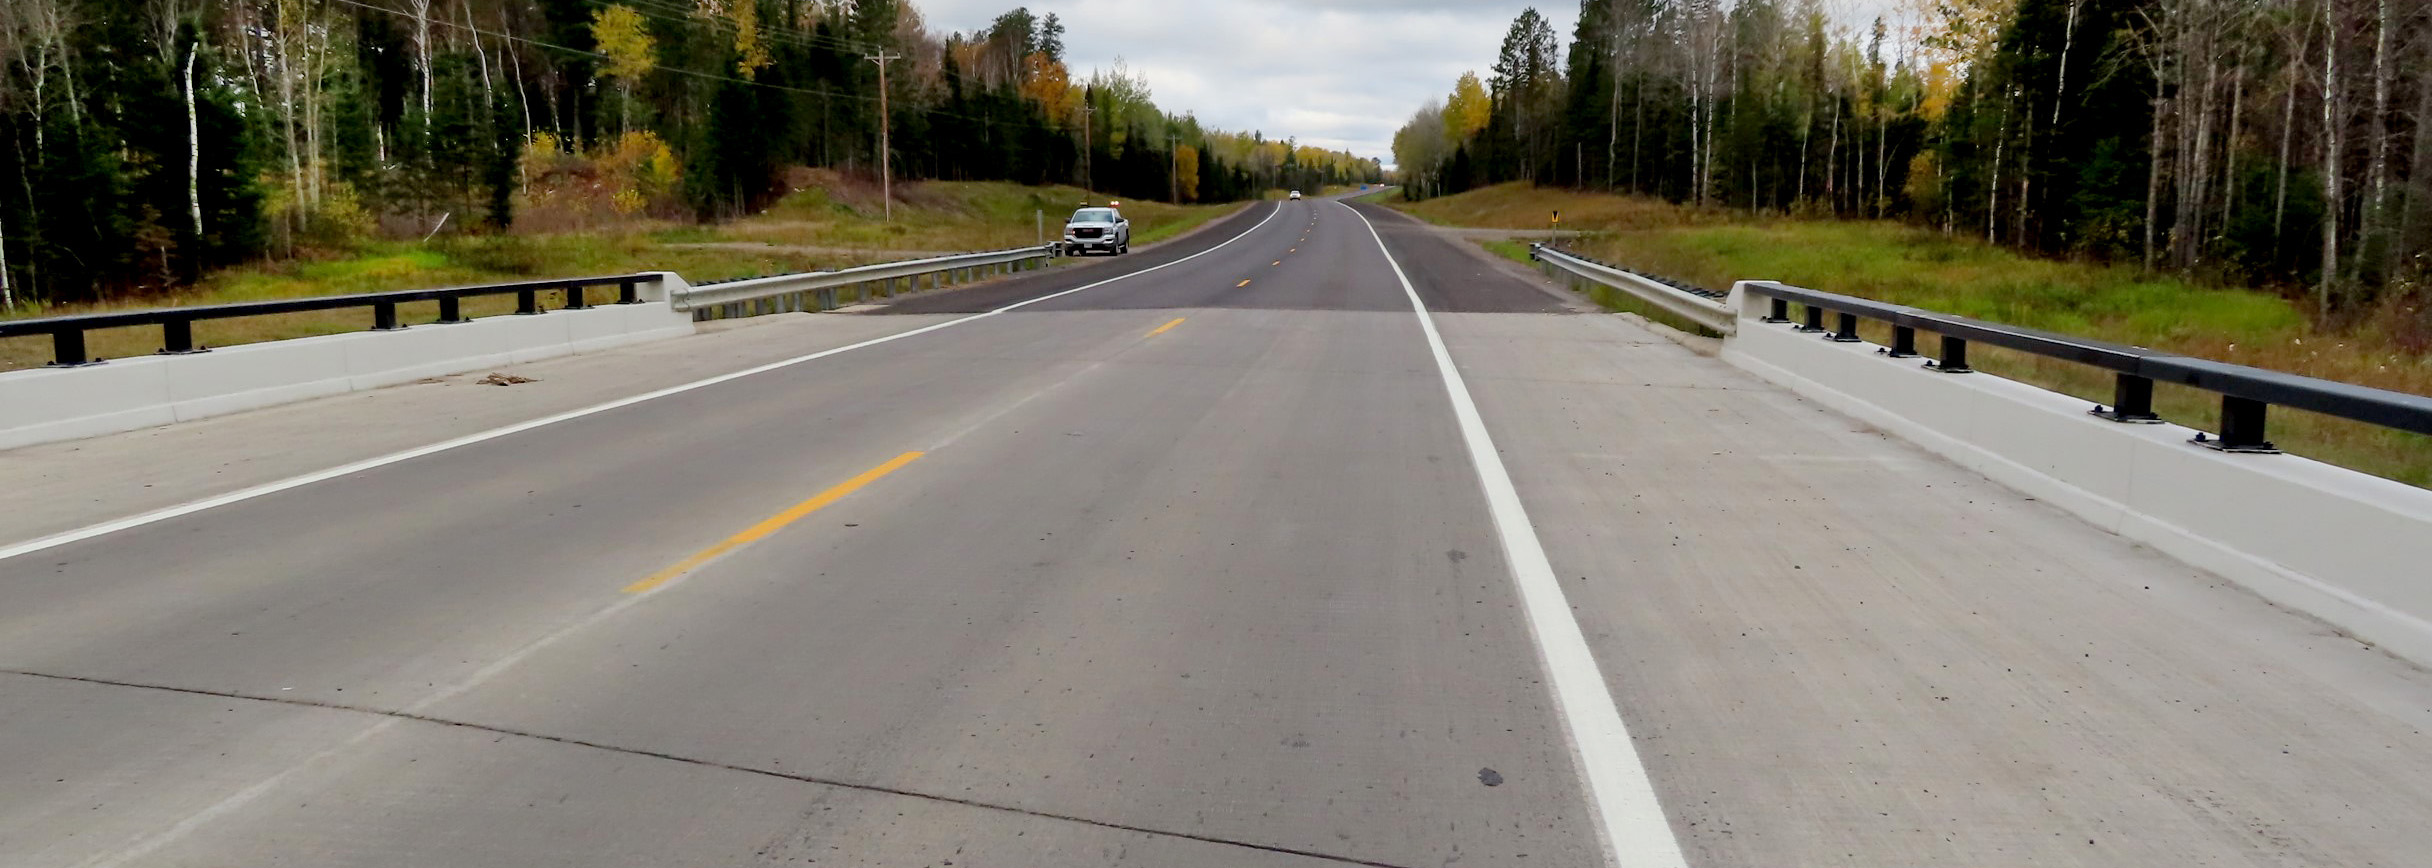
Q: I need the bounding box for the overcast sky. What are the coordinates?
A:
[913,1,1893,165]
[907,1,1570,163]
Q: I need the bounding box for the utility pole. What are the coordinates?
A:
[1081,100,1096,196]
[865,50,901,221]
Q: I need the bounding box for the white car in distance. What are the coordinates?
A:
[1289,190,1303,200]
[1062,207,1129,256]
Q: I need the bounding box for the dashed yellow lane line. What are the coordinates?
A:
[623,452,926,594]
[1148,317,1186,337]
[1236,279,1252,287]
[1272,260,1282,266]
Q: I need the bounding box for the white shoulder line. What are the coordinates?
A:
[1340,202,1689,868]
[0,203,1285,564]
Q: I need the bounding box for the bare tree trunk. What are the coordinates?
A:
[1855,105,1867,215]
[2018,97,2034,246]
[1796,100,1811,205]
[409,0,432,122]
[305,14,327,208]
[275,0,303,232]
[1689,71,1704,205]
[503,10,534,148]
[2055,0,2083,127]
[2145,87,2167,269]
[234,0,265,106]
[2183,52,2218,267]
[1990,91,2009,243]
[2274,53,2298,262]
[2321,0,2344,306]
[1824,96,1841,211]
[466,1,493,108]
[2365,0,2389,211]
[1876,95,1891,219]
[185,47,203,239]
[1630,69,1645,192]
[2222,70,2242,250]
[0,210,11,311]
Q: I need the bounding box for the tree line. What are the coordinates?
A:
[1392,0,2432,317]
[0,0,1384,308]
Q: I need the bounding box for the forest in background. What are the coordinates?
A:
[1391,0,2432,340]
[0,0,1384,309]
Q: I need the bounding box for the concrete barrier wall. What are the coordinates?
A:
[0,274,696,451]
[1721,282,2432,667]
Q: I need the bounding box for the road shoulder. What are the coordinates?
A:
[0,313,958,546]
[1437,309,2432,866]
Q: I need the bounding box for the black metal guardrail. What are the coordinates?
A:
[1741,280,2432,454]
[0,274,657,367]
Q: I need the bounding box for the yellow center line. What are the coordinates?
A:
[1236,279,1251,287]
[623,451,926,594]
[1148,317,1186,337]
[1271,260,1282,266]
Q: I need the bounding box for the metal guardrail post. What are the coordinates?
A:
[161,319,200,354]
[1887,325,1919,358]
[1830,312,1863,343]
[50,330,90,366]
[515,289,541,315]
[372,302,403,331]
[618,279,640,305]
[2094,374,2163,423]
[2202,396,2278,452]
[437,296,469,324]
[1764,298,1792,323]
[1797,304,1826,333]
[564,284,591,310]
[1932,335,1974,373]
[51,330,89,366]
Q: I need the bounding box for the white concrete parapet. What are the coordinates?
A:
[1721,281,2432,667]
[0,273,695,451]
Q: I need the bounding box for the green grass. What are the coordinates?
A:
[1395,183,2432,488]
[1479,238,1723,337]
[708,177,1235,253]
[1,179,1242,372]
[1477,239,1533,264]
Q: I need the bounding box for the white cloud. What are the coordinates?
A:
[912,0,1577,162]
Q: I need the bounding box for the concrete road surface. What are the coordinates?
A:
[2,194,2428,868]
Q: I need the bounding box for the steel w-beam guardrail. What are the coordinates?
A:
[1737,280,2432,452]
[672,246,1055,317]
[1529,244,1736,335]
[0,275,659,367]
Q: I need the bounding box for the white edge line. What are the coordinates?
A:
[1340,201,1689,868]
[0,202,1285,564]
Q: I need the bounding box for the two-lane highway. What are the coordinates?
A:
[5,193,2431,868]
[0,196,1624,867]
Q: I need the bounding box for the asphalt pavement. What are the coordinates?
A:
[2,193,2428,868]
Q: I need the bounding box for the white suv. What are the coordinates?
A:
[1289,190,1303,200]
[1062,207,1130,255]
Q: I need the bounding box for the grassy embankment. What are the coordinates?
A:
[0,178,1237,372]
[1389,183,2432,488]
